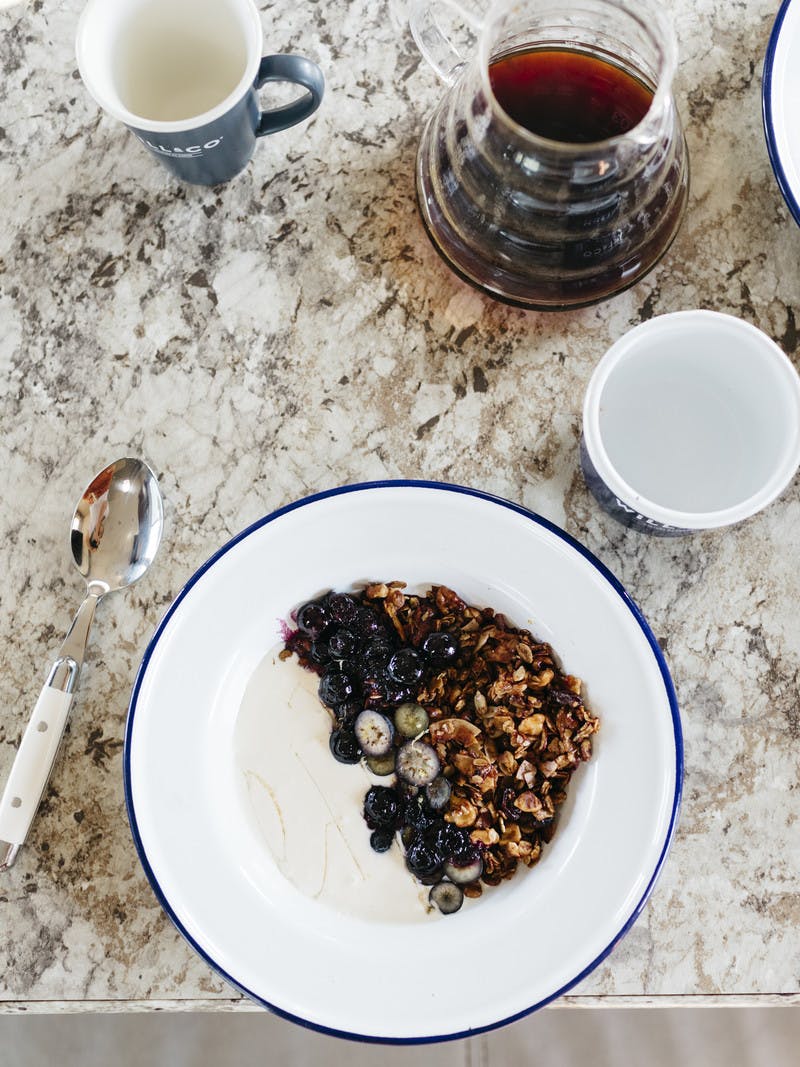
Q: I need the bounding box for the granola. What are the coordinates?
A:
[361,582,600,889]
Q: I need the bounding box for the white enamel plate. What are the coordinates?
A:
[125,482,682,1043]
[764,0,800,226]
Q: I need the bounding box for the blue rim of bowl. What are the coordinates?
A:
[763,0,800,227]
[123,480,684,1045]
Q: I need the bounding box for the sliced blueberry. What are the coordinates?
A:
[400,825,416,848]
[395,702,430,739]
[327,592,359,626]
[363,785,401,829]
[329,728,361,764]
[388,648,424,686]
[328,628,360,660]
[422,631,459,665]
[366,751,396,776]
[370,827,394,853]
[396,740,440,787]
[405,838,444,880]
[296,600,330,639]
[444,854,483,884]
[425,776,451,812]
[429,881,464,915]
[354,710,394,756]
[319,670,355,708]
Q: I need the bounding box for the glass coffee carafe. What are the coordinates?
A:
[410,0,689,310]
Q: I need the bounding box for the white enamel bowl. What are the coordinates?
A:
[764,0,800,226]
[124,482,682,1043]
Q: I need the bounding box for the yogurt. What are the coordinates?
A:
[234,647,437,923]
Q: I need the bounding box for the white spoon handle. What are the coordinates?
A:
[0,685,74,858]
[0,592,100,871]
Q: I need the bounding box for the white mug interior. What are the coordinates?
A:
[583,310,800,529]
[76,0,262,133]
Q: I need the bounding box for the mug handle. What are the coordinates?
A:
[409,0,484,85]
[255,54,324,137]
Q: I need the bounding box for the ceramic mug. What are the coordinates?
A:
[581,310,800,535]
[76,0,324,186]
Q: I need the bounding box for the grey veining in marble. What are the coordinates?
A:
[1,0,800,1015]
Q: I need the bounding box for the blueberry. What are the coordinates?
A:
[329,728,361,764]
[370,828,394,853]
[448,830,478,866]
[429,881,463,914]
[328,628,359,660]
[309,639,331,668]
[361,639,393,676]
[422,631,459,664]
[338,657,363,681]
[335,699,362,725]
[319,670,355,707]
[388,648,424,686]
[444,822,471,858]
[354,607,384,639]
[296,601,330,639]
[402,794,436,834]
[425,819,462,861]
[327,592,359,626]
[354,710,395,756]
[405,838,444,880]
[417,867,445,886]
[380,682,415,707]
[364,785,401,829]
[424,776,451,812]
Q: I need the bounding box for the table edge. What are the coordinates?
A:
[2,995,799,1015]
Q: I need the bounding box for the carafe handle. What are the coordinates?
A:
[409,0,484,85]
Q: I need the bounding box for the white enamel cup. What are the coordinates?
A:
[581,310,800,534]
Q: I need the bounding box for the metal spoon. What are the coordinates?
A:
[0,458,163,871]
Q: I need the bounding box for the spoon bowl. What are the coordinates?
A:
[71,457,164,594]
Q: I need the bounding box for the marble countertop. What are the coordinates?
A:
[1,0,800,1018]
